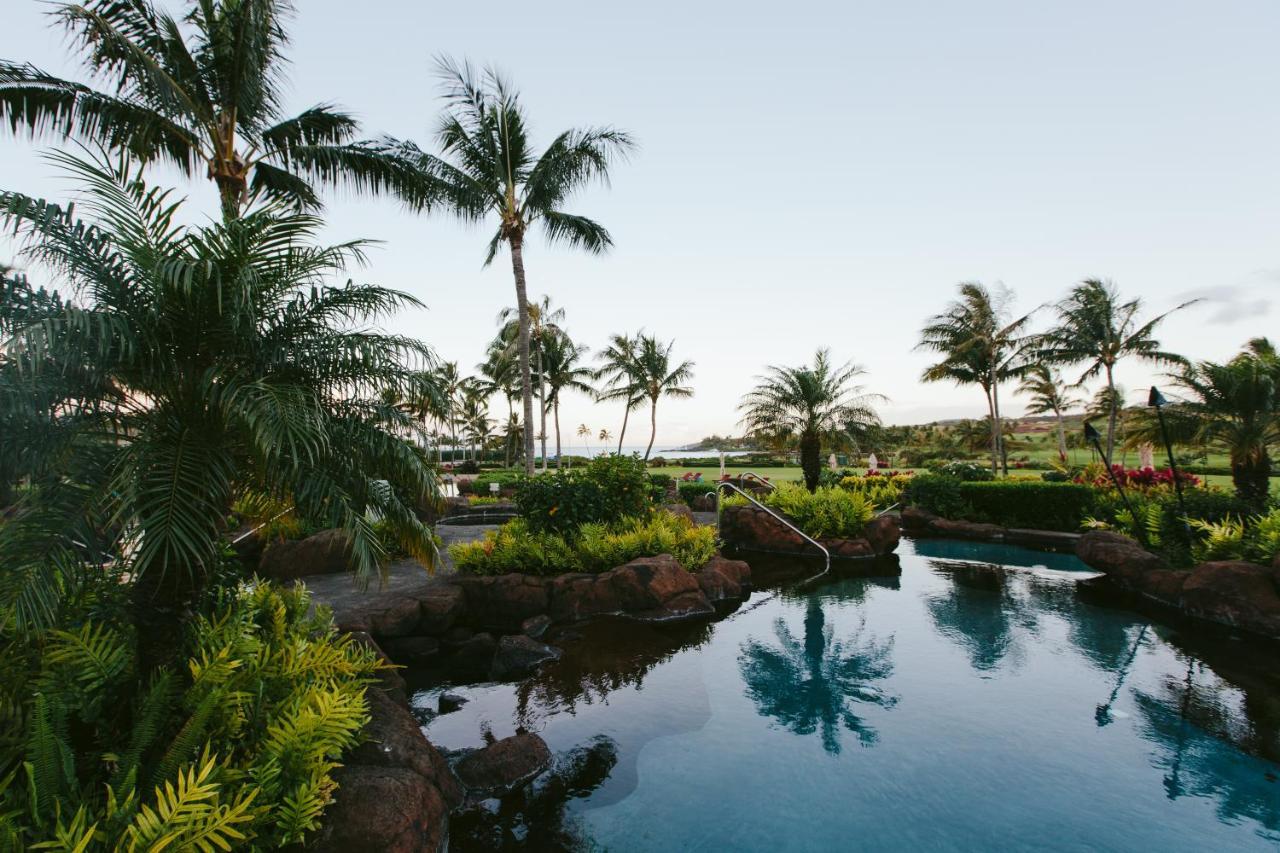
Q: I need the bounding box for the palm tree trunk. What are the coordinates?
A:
[800,429,821,492]
[509,236,536,476]
[1054,410,1068,462]
[991,374,1007,476]
[504,397,514,468]
[1104,363,1119,461]
[215,175,243,222]
[644,398,658,460]
[554,399,562,470]
[982,385,998,474]
[617,402,631,454]
[537,348,548,472]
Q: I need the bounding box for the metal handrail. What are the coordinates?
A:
[732,471,776,491]
[715,482,830,579]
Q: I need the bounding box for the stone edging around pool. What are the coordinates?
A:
[1076,530,1280,643]
[900,506,1081,551]
[718,504,902,559]
[305,551,755,851]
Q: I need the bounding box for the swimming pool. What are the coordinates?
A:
[416,538,1280,851]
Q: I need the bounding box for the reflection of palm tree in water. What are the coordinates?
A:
[739,598,897,755]
[924,561,1026,673]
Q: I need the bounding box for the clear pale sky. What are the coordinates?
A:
[2,1,1277,447]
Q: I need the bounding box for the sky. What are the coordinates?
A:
[2,0,1278,449]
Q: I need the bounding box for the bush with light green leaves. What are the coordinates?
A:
[0,582,382,851]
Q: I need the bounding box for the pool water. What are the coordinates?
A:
[416,539,1280,851]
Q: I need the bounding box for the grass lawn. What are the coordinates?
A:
[649,465,806,483]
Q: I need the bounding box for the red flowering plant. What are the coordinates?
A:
[1075,464,1200,490]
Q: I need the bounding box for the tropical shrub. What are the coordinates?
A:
[449,512,715,575]
[742,483,876,540]
[903,474,972,520]
[838,472,912,505]
[471,471,526,496]
[0,582,381,850]
[648,473,675,502]
[928,460,995,481]
[514,455,650,535]
[1074,464,1200,490]
[906,475,1095,532]
[677,481,717,507]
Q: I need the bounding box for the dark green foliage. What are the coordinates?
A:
[0,582,381,849]
[472,471,527,495]
[906,475,1095,532]
[648,473,675,502]
[903,474,972,521]
[514,455,651,536]
[677,481,717,507]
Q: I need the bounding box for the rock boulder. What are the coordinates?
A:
[453,733,552,797]
[1181,561,1280,638]
[489,634,562,680]
[258,528,352,581]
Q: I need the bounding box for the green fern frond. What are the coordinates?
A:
[125,755,256,853]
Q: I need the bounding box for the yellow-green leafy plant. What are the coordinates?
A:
[760,483,875,540]
[0,583,382,850]
[1187,516,1248,562]
[838,473,911,506]
[1247,508,1280,564]
[450,511,716,576]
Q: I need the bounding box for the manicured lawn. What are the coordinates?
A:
[649,465,805,483]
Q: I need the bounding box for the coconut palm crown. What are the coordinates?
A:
[1037,279,1195,459]
[382,59,634,474]
[738,349,882,491]
[917,282,1035,475]
[0,0,429,220]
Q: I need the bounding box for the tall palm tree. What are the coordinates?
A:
[598,427,613,448]
[917,283,1036,475]
[386,60,634,475]
[1017,365,1082,462]
[633,334,695,462]
[1038,279,1195,459]
[457,381,492,463]
[1128,339,1279,509]
[498,296,565,472]
[435,361,463,463]
[738,349,882,492]
[0,0,426,220]
[595,332,644,454]
[540,332,594,469]
[478,343,520,467]
[0,152,437,662]
[577,423,592,458]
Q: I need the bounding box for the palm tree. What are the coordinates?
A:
[595,332,644,453]
[598,427,613,448]
[633,335,695,462]
[0,0,425,220]
[435,361,463,463]
[917,283,1036,475]
[0,152,437,663]
[738,349,882,491]
[478,343,520,467]
[1128,339,1279,509]
[1017,365,1082,462]
[540,332,594,469]
[1038,279,1196,459]
[498,296,565,473]
[386,60,634,476]
[577,423,592,458]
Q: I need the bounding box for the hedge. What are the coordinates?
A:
[906,474,1095,532]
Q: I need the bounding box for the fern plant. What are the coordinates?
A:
[0,583,382,850]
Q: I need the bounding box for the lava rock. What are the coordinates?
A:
[1076,530,1169,587]
[1181,560,1280,638]
[521,613,551,639]
[695,556,752,602]
[489,634,562,680]
[449,632,497,681]
[418,585,467,636]
[438,691,468,714]
[453,733,552,797]
[453,575,550,633]
[381,636,441,667]
[258,528,352,581]
[863,515,901,555]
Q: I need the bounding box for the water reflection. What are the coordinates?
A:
[451,736,618,851]
[738,581,898,755]
[924,560,1034,674]
[1134,659,1280,838]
